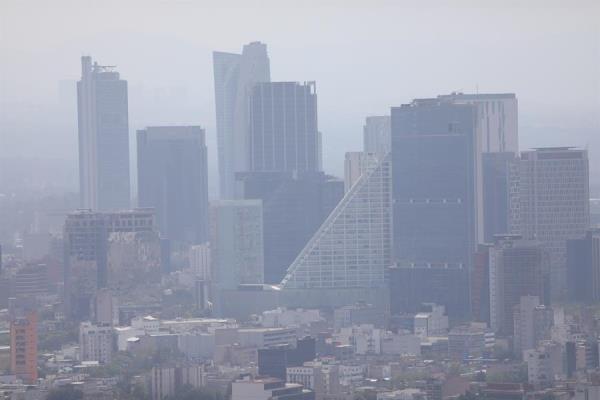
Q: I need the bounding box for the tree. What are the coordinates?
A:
[46,386,84,400]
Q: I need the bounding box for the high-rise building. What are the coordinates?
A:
[437,93,518,153]
[391,98,480,318]
[79,321,114,364]
[63,209,156,320]
[482,152,517,243]
[281,154,391,290]
[240,171,344,284]
[363,116,391,156]
[513,296,552,356]
[10,310,37,383]
[567,229,600,303]
[247,81,320,174]
[488,235,544,335]
[210,200,264,304]
[137,126,209,245]
[510,147,590,301]
[344,152,375,193]
[77,56,130,210]
[213,42,270,199]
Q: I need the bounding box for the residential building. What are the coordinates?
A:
[10,310,37,383]
[213,42,270,199]
[510,147,589,301]
[77,56,130,210]
[137,126,209,245]
[79,322,114,364]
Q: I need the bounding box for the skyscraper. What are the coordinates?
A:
[213,42,270,199]
[363,116,391,156]
[281,154,392,290]
[10,310,37,383]
[566,228,600,303]
[482,152,517,242]
[137,126,209,245]
[247,81,320,174]
[391,98,480,318]
[510,147,589,301]
[344,152,375,193]
[77,56,130,210]
[240,171,344,284]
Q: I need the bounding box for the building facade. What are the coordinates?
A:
[363,116,391,156]
[510,148,589,301]
[77,56,130,210]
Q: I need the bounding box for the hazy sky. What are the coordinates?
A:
[1,0,599,193]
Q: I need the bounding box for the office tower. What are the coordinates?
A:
[210,200,264,292]
[79,321,113,364]
[510,147,590,301]
[344,152,375,193]
[137,126,209,245]
[10,310,37,383]
[63,209,156,320]
[567,229,600,303]
[391,98,480,318]
[13,264,48,300]
[437,92,518,153]
[281,154,391,290]
[247,81,320,174]
[363,116,391,156]
[488,235,544,335]
[482,152,517,243]
[241,172,344,284]
[213,42,270,199]
[77,56,130,210]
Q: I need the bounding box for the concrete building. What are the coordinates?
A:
[281,154,391,291]
[150,365,206,400]
[510,147,589,301]
[210,200,264,313]
[213,41,270,199]
[77,56,130,210]
[287,361,340,400]
[79,322,113,364]
[137,126,209,245]
[10,310,37,383]
[261,308,322,329]
[448,324,491,360]
[247,81,320,174]
[391,98,480,318]
[363,116,391,156]
[525,342,562,388]
[231,375,314,400]
[413,304,449,338]
[489,235,544,335]
[189,243,211,281]
[482,152,517,243]
[63,209,156,320]
[334,302,389,330]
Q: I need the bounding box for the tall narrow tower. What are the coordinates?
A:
[213,42,270,199]
[77,56,130,210]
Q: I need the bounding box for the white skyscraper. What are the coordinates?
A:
[77,56,130,210]
[213,42,270,199]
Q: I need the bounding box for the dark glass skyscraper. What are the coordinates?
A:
[77,56,130,210]
[391,98,480,317]
[137,126,209,245]
[247,82,320,173]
